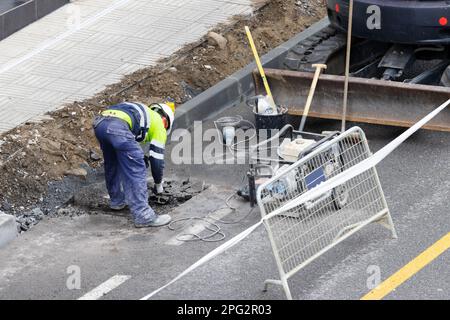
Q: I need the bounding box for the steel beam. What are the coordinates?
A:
[253,69,450,132]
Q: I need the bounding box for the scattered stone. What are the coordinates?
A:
[204,65,212,70]
[16,215,32,230]
[180,81,202,101]
[89,150,101,161]
[168,66,178,73]
[13,206,46,231]
[207,31,228,50]
[64,168,88,179]
[1,201,12,211]
[31,208,44,219]
[40,137,62,151]
[56,206,85,218]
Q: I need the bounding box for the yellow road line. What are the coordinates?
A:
[361,232,450,300]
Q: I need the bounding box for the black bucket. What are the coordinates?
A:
[253,107,288,132]
[246,95,287,132]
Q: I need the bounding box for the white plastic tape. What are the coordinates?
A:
[141,99,450,300]
[140,222,262,300]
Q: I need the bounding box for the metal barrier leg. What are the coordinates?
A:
[281,278,293,300]
[263,278,293,300]
[376,212,398,239]
[263,279,282,292]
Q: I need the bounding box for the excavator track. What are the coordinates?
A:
[284,26,347,73]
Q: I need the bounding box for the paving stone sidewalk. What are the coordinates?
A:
[0,0,253,133]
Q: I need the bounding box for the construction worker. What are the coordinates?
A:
[93,101,175,228]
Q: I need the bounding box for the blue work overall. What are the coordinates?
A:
[94,104,166,224]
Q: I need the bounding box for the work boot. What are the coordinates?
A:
[134,214,172,228]
[110,203,127,211]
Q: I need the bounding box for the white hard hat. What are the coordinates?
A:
[150,103,175,134]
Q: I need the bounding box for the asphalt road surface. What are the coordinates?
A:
[0,106,448,300]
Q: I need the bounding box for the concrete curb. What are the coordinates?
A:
[173,18,330,131]
[0,0,69,41]
[0,212,18,249]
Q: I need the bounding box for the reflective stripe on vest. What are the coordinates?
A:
[123,102,151,142]
[101,109,133,128]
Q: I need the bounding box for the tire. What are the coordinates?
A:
[332,184,349,210]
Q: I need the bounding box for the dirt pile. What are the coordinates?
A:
[0,0,326,212]
[106,0,324,105]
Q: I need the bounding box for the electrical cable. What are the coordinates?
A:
[167,197,256,242]
[168,217,225,242]
[167,177,256,242]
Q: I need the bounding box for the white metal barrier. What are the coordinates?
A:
[256,127,397,300]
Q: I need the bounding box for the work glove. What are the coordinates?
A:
[154,183,164,194]
[144,155,150,168]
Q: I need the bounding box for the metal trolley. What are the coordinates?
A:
[255,126,397,299]
[245,124,342,208]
